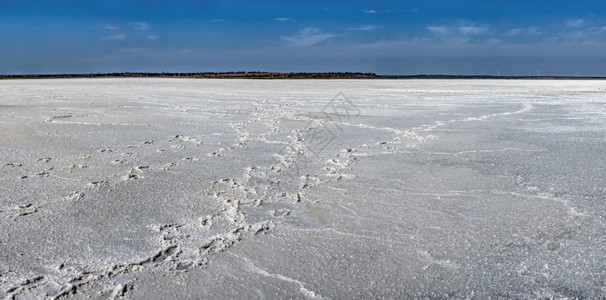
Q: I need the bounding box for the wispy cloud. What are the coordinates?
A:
[349,25,376,31]
[557,25,606,42]
[283,28,335,47]
[426,25,494,45]
[566,30,588,40]
[210,19,224,23]
[105,25,119,30]
[275,17,291,22]
[566,19,585,28]
[457,26,489,36]
[147,35,159,41]
[129,21,150,31]
[528,27,543,36]
[427,25,491,39]
[505,27,541,37]
[505,28,523,36]
[103,34,126,41]
[427,26,450,35]
[486,38,501,45]
[364,9,390,14]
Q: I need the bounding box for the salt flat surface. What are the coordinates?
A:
[1,79,606,299]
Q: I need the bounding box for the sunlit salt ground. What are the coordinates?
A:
[1,79,606,299]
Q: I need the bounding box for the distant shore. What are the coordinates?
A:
[1,72,605,80]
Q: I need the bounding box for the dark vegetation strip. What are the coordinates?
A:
[1,72,605,80]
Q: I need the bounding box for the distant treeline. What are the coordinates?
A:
[1,72,605,80]
[0,72,381,80]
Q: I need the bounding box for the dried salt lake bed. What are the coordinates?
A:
[1,79,606,299]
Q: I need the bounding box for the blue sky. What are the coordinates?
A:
[1,0,606,75]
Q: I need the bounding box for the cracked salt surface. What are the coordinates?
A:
[1,79,606,299]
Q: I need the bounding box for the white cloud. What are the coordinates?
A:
[105,25,119,30]
[428,25,490,37]
[427,26,450,35]
[283,28,335,47]
[486,38,501,45]
[506,27,541,37]
[129,22,150,31]
[427,25,490,43]
[349,25,376,31]
[426,25,498,45]
[275,17,291,22]
[363,9,390,14]
[458,26,489,35]
[103,34,126,41]
[210,19,224,23]
[568,31,587,40]
[444,36,471,45]
[505,28,523,36]
[527,27,542,36]
[566,19,585,27]
[147,35,159,41]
